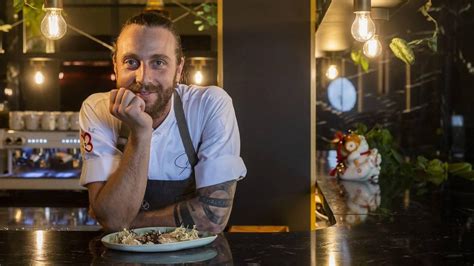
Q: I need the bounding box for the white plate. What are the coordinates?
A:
[99,247,218,263]
[101,227,218,253]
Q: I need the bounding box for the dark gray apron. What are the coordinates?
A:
[116,91,198,211]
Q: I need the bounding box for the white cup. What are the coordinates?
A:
[24,111,40,131]
[56,112,69,130]
[41,111,56,131]
[9,111,24,130]
[69,112,80,131]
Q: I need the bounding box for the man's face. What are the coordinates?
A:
[114,25,184,119]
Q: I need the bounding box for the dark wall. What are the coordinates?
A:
[223,1,314,231]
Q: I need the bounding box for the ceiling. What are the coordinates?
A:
[316,0,406,57]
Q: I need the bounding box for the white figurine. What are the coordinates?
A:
[330,132,382,183]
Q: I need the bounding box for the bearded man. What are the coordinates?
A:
[79,11,246,233]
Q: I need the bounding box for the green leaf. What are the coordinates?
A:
[196,11,204,16]
[448,162,472,174]
[360,56,369,72]
[427,37,437,53]
[351,50,360,63]
[457,170,474,181]
[355,123,367,135]
[209,17,217,26]
[390,38,415,65]
[13,0,24,13]
[203,4,211,13]
[391,148,403,163]
[0,24,13,32]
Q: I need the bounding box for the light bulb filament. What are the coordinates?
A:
[47,12,60,38]
[41,9,67,40]
[351,11,376,42]
[34,71,45,85]
[194,70,203,84]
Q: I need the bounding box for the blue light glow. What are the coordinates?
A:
[327,77,356,112]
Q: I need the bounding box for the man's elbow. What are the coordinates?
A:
[97,217,131,232]
[91,207,133,232]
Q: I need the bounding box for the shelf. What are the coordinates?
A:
[0,177,85,190]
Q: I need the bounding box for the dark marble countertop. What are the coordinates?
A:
[0,230,316,265]
[315,158,474,265]
[0,160,472,264]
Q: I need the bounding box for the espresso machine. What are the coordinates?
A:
[0,129,84,190]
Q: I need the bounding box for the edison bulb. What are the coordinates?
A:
[363,35,382,58]
[41,9,67,40]
[194,70,203,84]
[34,71,45,85]
[325,64,339,80]
[351,11,376,42]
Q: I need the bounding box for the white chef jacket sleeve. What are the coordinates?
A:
[79,93,121,186]
[194,87,247,188]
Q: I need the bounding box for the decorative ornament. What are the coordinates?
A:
[330,131,382,183]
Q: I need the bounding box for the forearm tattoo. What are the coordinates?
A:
[174,201,195,227]
[198,180,236,225]
[174,180,236,228]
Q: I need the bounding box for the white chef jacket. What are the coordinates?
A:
[79,84,247,189]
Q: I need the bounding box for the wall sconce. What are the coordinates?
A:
[324,53,343,81]
[34,70,45,85]
[41,0,68,40]
[190,58,207,85]
[30,59,47,87]
[326,64,339,80]
[351,0,375,42]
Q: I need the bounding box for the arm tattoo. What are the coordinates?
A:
[198,180,236,225]
[173,204,180,226]
[199,197,232,207]
[203,206,223,224]
[176,201,195,227]
[179,201,195,227]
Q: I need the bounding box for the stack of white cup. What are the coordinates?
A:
[8,111,81,131]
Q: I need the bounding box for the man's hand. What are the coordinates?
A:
[109,87,152,133]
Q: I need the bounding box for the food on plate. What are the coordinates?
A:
[114,226,200,245]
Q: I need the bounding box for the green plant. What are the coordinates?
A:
[354,123,473,185]
[389,0,438,65]
[1,1,44,33]
[193,3,217,32]
[351,48,369,72]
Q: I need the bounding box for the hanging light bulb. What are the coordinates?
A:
[351,0,375,42]
[193,70,204,84]
[41,0,67,40]
[34,71,45,85]
[363,35,382,58]
[325,64,339,80]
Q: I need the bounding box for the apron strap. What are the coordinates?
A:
[173,90,199,168]
[116,90,198,169]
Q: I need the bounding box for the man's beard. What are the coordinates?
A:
[126,79,177,119]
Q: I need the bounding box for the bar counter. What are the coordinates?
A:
[0,169,473,264]
[0,213,471,265]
